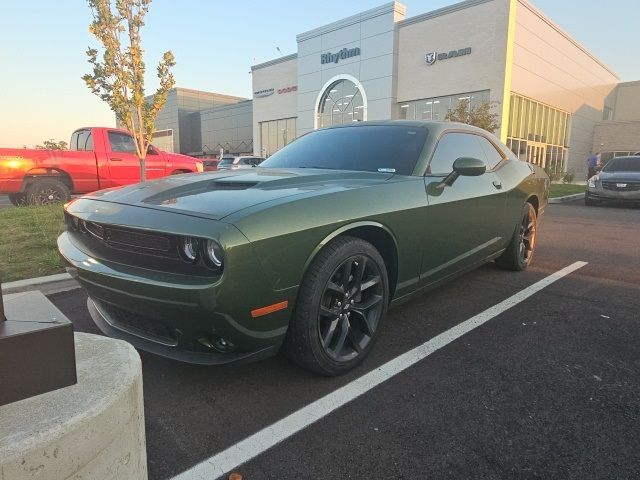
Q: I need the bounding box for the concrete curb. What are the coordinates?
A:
[549,193,584,204]
[2,272,78,295]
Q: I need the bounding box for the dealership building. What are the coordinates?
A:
[150,0,639,178]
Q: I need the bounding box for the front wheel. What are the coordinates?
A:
[283,236,389,376]
[496,202,537,271]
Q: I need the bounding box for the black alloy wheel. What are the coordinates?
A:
[517,203,537,265]
[318,255,384,363]
[496,202,537,271]
[283,236,389,376]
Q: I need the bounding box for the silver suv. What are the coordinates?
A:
[217,156,265,170]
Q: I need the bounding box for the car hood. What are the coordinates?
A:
[82,168,395,220]
[599,170,640,182]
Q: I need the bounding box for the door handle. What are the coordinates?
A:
[110,157,122,162]
[492,180,502,189]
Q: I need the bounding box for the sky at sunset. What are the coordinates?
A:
[1,0,638,148]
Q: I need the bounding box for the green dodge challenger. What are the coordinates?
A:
[58,121,549,375]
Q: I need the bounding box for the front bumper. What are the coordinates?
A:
[586,187,640,203]
[57,206,297,365]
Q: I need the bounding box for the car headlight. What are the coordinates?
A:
[588,176,599,188]
[179,237,199,263]
[204,240,224,269]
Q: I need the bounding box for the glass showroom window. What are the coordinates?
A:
[317,79,365,128]
[506,93,570,174]
[399,90,490,121]
[260,117,297,157]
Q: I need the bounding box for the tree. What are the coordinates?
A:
[445,99,500,134]
[36,139,68,150]
[82,0,175,181]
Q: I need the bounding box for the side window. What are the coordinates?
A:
[84,132,94,151]
[428,133,486,174]
[477,136,504,169]
[69,132,79,151]
[108,132,136,153]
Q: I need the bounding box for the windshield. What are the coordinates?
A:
[260,125,428,176]
[602,156,640,172]
[219,158,235,166]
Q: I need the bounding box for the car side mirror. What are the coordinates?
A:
[147,145,158,155]
[440,157,486,187]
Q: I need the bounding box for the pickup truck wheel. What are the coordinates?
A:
[283,236,389,376]
[8,193,27,206]
[27,179,71,205]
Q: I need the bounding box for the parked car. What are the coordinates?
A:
[217,155,265,170]
[58,121,549,375]
[585,155,640,206]
[202,159,220,172]
[0,127,203,205]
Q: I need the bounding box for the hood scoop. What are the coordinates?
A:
[208,181,258,190]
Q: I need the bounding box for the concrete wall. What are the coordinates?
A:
[251,55,298,155]
[510,0,619,178]
[397,0,510,137]
[611,81,640,122]
[295,2,406,136]
[201,100,253,156]
[593,121,640,153]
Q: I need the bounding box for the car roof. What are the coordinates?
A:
[318,119,491,136]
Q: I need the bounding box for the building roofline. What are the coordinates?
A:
[251,53,297,72]
[296,2,406,42]
[617,80,640,87]
[517,0,619,80]
[397,0,493,27]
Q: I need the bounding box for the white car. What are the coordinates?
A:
[217,156,265,170]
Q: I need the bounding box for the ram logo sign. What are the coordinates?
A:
[425,47,472,65]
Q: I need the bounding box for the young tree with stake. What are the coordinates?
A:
[83,0,175,182]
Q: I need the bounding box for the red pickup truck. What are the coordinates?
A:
[0,127,203,205]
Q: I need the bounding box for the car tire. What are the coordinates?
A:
[496,202,537,271]
[26,178,71,205]
[283,236,389,376]
[8,193,27,206]
[584,193,598,206]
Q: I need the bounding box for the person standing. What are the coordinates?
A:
[587,152,598,179]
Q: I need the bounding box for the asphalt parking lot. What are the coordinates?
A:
[49,199,640,480]
[0,195,11,209]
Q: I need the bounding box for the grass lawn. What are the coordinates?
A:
[549,183,585,198]
[0,204,66,282]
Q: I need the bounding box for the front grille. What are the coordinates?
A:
[65,213,219,277]
[96,301,178,346]
[602,181,640,191]
[84,220,174,256]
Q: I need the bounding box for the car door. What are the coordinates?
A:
[106,131,164,184]
[420,131,507,283]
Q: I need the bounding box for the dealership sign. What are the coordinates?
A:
[278,86,298,94]
[425,47,472,65]
[321,47,361,65]
[254,88,275,98]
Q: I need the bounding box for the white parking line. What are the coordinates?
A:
[172,261,588,480]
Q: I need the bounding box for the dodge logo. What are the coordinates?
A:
[616,183,628,188]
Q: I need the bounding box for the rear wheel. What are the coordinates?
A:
[496,202,537,271]
[26,178,70,205]
[283,236,389,376]
[8,193,27,206]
